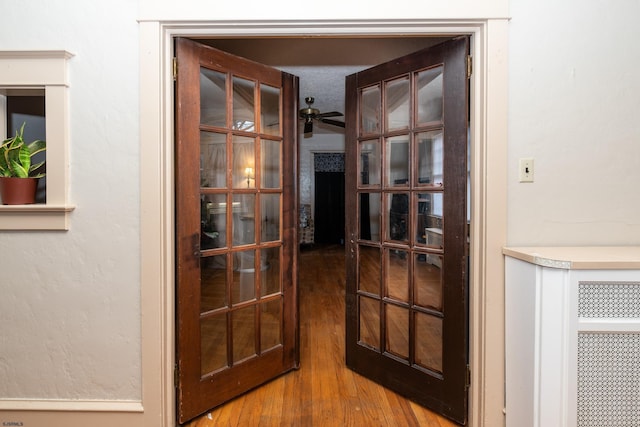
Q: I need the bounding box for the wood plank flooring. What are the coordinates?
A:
[185,244,459,427]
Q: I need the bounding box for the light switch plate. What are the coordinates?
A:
[519,158,534,182]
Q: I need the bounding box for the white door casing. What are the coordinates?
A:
[138,19,508,427]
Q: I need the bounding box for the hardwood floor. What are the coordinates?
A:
[185,244,459,427]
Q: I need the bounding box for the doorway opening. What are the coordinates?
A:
[171,34,480,427]
[313,152,345,245]
[140,18,510,427]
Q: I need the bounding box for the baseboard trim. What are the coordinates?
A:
[0,399,143,412]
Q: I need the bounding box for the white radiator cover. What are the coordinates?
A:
[504,247,640,427]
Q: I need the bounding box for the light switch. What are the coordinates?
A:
[519,158,534,182]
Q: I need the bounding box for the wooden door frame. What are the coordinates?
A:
[139,20,508,427]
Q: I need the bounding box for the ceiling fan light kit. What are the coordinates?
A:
[298,96,345,135]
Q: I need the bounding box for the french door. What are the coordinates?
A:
[344,37,470,424]
[174,38,299,424]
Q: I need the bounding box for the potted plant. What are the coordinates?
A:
[0,122,46,204]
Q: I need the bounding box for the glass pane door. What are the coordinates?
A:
[175,37,298,424]
[345,37,470,425]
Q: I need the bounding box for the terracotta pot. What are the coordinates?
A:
[0,177,39,205]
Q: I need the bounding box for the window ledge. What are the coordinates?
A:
[0,204,76,230]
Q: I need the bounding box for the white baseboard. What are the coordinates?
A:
[0,399,143,412]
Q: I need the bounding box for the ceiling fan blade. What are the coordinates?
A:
[316,111,343,118]
[303,120,313,134]
[320,118,345,128]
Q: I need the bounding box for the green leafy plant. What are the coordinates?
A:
[0,122,46,178]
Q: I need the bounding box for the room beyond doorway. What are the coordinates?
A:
[177,36,471,423]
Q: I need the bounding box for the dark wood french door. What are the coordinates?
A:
[174,38,299,424]
[344,37,470,425]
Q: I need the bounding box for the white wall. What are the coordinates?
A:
[0,0,141,401]
[1,0,638,423]
[507,0,640,245]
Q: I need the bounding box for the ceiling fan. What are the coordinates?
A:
[298,96,345,134]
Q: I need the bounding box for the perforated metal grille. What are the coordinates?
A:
[578,333,640,427]
[578,282,640,318]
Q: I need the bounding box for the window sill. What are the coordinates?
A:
[0,49,74,231]
[0,204,76,230]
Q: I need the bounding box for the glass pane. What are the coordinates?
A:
[386,136,409,187]
[261,139,281,189]
[418,193,444,250]
[360,85,380,134]
[358,245,380,295]
[200,68,226,127]
[261,194,280,242]
[201,194,227,250]
[385,304,409,359]
[260,83,280,135]
[232,249,256,304]
[200,131,226,188]
[232,76,255,131]
[232,194,255,246]
[260,84,280,136]
[201,254,227,313]
[417,130,443,187]
[201,313,227,376]
[385,76,410,131]
[414,253,443,311]
[359,192,381,242]
[233,135,255,189]
[415,312,443,373]
[416,66,444,124]
[260,298,282,351]
[359,296,380,350]
[359,139,380,186]
[232,305,256,363]
[386,249,408,302]
[261,247,281,296]
[387,193,409,243]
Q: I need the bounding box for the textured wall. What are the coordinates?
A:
[507,0,640,245]
[0,0,141,400]
[2,0,638,408]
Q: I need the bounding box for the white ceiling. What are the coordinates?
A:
[200,37,450,134]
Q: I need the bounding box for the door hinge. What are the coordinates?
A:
[174,364,179,388]
[466,55,472,79]
[173,57,178,81]
[466,364,471,389]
